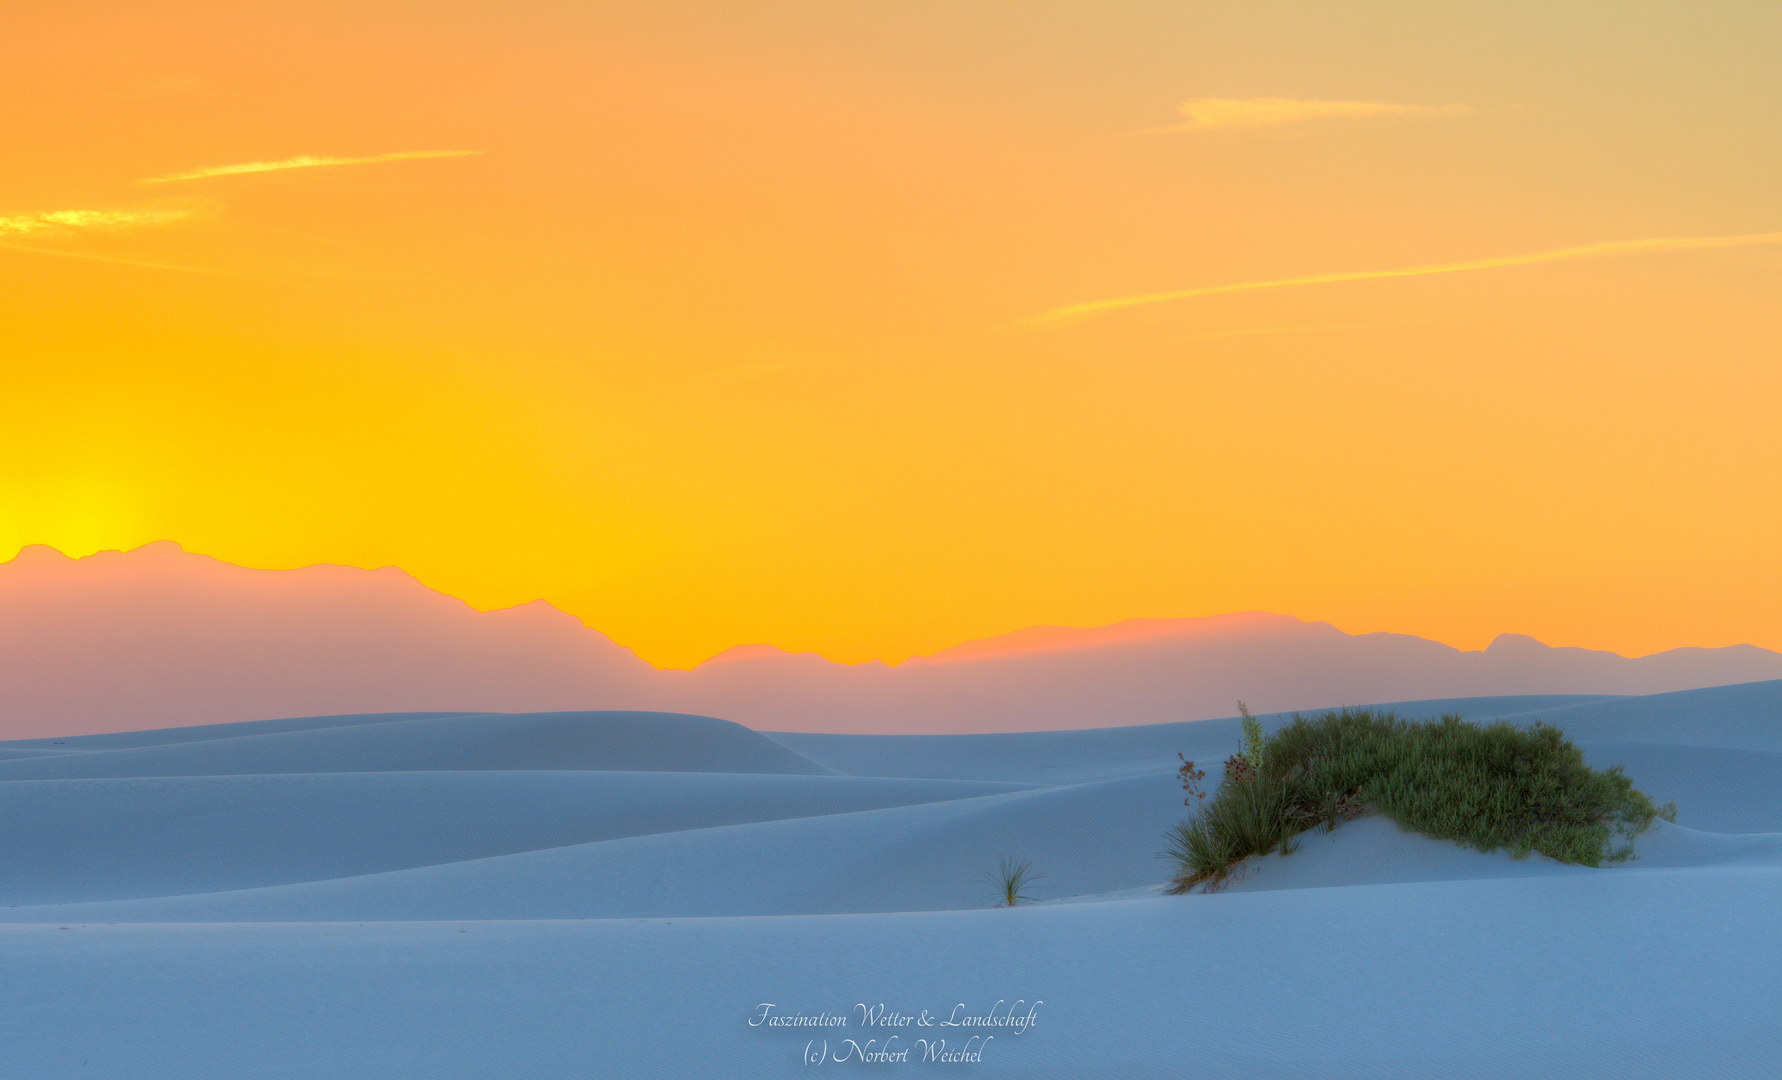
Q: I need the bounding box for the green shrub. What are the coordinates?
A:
[1165,707,1670,894]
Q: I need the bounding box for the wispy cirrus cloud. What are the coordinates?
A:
[0,242,230,275]
[140,149,482,184]
[1020,229,1782,330]
[1191,320,1422,340]
[1136,97,1470,135]
[0,207,194,235]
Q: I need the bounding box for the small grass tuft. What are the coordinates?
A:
[981,854,1045,907]
[1165,706,1671,894]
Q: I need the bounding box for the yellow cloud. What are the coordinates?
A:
[1138,97,1470,134]
[1020,229,1782,330]
[140,150,483,184]
[0,208,193,235]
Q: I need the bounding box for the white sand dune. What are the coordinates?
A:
[2,771,1177,921]
[767,693,1621,782]
[0,710,832,780]
[1512,678,1782,750]
[3,683,1779,1077]
[0,771,1029,906]
[1577,743,1782,832]
[4,710,474,750]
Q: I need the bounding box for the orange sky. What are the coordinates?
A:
[2,2,1778,668]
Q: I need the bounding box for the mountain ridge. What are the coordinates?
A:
[5,542,1779,737]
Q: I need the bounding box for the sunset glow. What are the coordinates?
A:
[3,2,1778,668]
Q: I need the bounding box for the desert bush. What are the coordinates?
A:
[1165,706,1670,894]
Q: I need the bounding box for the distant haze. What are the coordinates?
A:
[4,543,1780,739]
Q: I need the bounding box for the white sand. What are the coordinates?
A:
[3,686,1778,1077]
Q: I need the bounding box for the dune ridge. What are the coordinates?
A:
[0,710,831,781]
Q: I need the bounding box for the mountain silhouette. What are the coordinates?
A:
[5,542,1779,737]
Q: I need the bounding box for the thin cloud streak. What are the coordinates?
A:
[140,150,483,183]
[0,242,232,275]
[1192,320,1422,339]
[1020,230,1782,330]
[0,208,193,235]
[1136,97,1469,135]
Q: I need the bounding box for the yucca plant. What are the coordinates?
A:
[981,854,1045,907]
[1237,700,1268,771]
